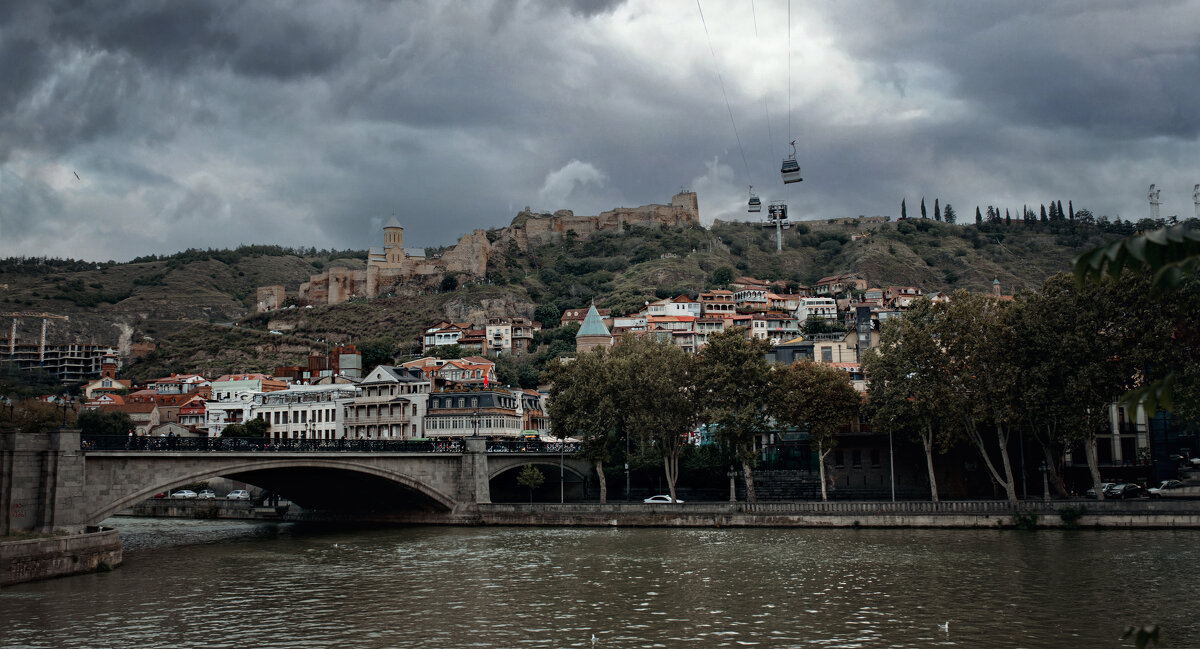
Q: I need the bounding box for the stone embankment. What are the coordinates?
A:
[1,526,122,586]
[123,499,288,521]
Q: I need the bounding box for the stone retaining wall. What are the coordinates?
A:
[1,527,122,587]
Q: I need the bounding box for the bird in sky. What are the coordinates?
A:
[73,171,80,180]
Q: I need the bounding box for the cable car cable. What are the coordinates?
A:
[696,0,751,185]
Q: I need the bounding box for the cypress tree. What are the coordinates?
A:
[1058,200,1066,221]
[901,198,907,220]
[1005,208,1011,226]
[1040,204,1048,222]
[920,197,927,219]
[934,198,941,221]
[1068,200,1074,221]
[976,206,982,225]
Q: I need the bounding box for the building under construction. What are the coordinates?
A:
[2,312,115,382]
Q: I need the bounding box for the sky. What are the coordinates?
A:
[2,0,1198,262]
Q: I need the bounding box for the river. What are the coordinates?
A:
[2,518,1197,648]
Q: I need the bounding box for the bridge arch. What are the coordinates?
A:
[85,458,458,524]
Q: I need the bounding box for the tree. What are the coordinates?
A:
[862,299,951,501]
[245,417,270,438]
[943,203,957,224]
[712,266,734,286]
[934,198,941,221]
[697,328,774,502]
[1074,224,1200,413]
[441,275,459,292]
[1040,204,1048,222]
[901,199,907,220]
[610,334,699,502]
[77,408,134,437]
[769,361,861,501]
[545,346,619,502]
[1068,200,1075,221]
[517,463,545,503]
[1005,209,1011,226]
[534,304,561,329]
[976,206,982,225]
[1057,200,1065,222]
[938,291,1021,504]
[920,197,927,219]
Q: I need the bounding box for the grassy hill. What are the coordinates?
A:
[2,218,1124,381]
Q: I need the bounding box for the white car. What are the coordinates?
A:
[197,490,217,499]
[226,489,251,500]
[1148,480,1184,497]
[171,490,198,499]
[643,495,684,504]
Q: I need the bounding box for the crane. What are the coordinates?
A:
[2,312,70,365]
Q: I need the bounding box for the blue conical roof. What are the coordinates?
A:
[576,303,610,337]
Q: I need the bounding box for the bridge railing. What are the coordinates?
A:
[485,440,580,454]
[81,435,462,453]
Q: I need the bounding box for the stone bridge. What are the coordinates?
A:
[1,429,594,534]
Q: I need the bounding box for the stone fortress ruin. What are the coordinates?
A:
[257,191,699,311]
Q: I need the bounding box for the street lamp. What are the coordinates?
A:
[59,393,72,427]
[472,408,480,438]
[1039,462,1049,502]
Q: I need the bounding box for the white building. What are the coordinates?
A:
[797,297,838,325]
[252,384,359,440]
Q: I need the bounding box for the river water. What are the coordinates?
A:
[2,518,1197,648]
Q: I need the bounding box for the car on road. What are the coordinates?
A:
[1148,480,1184,497]
[1107,483,1144,499]
[643,495,684,504]
[171,490,198,499]
[1085,482,1115,498]
[226,489,250,500]
[197,489,216,499]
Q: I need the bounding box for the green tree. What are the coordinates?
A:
[245,417,270,438]
[611,334,699,502]
[934,198,941,221]
[697,328,774,502]
[938,291,1022,504]
[533,304,561,329]
[1074,223,1200,413]
[975,206,982,225]
[901,198,907,220]
[920,197,927,219]
[545,346,619,502]
[517,463,545,503]
[861,299,951,501]
[943,203,957,224]
[769,361,861,501]
[441,274,459,292]
[712,266,734,286]
[77,408,135,436]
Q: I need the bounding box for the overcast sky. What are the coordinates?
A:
[2,0,1198,262]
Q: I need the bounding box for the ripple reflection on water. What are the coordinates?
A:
[0,521,1196,649]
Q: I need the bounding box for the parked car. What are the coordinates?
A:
[197,489,216,499]
[153,492,168,499]
[643,495,684,504]
[226,489,250,500]
[1148,480,1184,497]
[1107,483,1144,499]
[1085,482,1115,498]
[171,490,198,499]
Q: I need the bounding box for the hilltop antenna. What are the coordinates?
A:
[1148,184,1162,220]
[1193,183,1199,219]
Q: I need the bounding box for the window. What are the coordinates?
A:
[852,449,862,468]
[821,347,833,362]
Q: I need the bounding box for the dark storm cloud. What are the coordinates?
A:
[1,1,1197,261]
[820,2,1200,139]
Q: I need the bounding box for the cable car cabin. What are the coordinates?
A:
[780,158,803,184]
[767,202,788,221]
[748,195,762,213]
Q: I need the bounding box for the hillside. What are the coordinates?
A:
[2,217,1123,380]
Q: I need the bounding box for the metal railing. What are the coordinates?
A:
[81,435,461,453]
[485,440,580,454]
[80,435,581,454]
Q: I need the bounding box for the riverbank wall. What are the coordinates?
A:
[121,499,288,521]
[1,527,122,586]
[280,499,1200,529]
